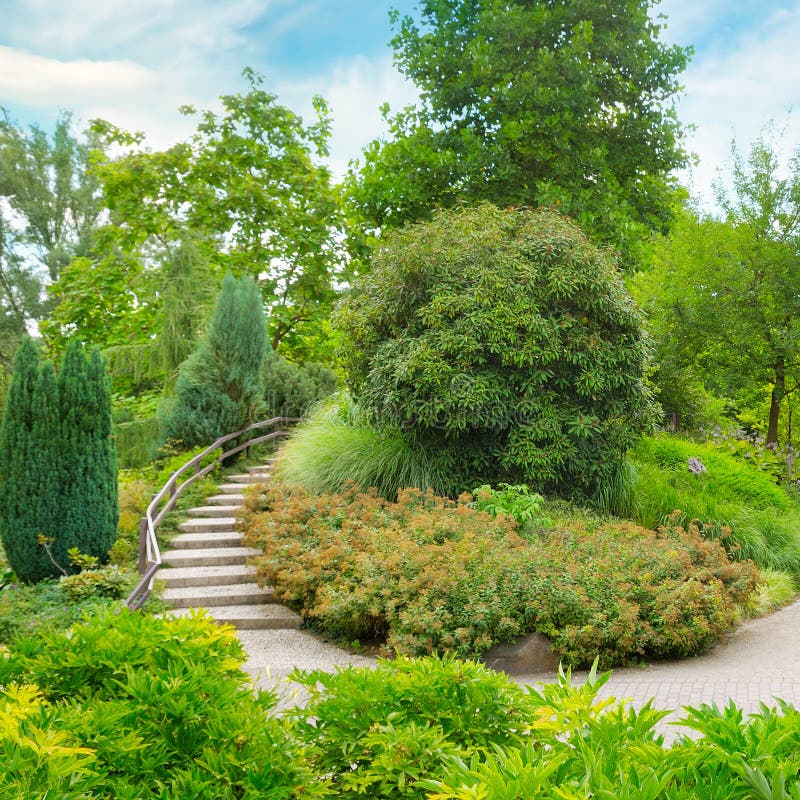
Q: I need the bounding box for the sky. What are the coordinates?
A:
[1,0,799,208]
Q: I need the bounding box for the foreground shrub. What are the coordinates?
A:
[288,656,540,800]
[242,483,758,666]
[292,657,800,800]
[630,434,800,575]
[335,204,659,498]
[273,395,448,498]
[0,610,321,799]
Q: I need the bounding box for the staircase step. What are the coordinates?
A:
[247,465,272,475]
[218,483,255,494]
[206,493,246,506]
[162,546,259,567]
[178,517,237,533]
[159,563,256,588]
[169,531,242,550]
[162,582,276,608]
[167,604,302,630]
[186,505,241,518]
[226,473,269,485]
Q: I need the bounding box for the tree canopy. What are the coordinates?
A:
[44,70,345,365]
[346,0,691,267]
[0,112,102,363]
[635,130,800,444]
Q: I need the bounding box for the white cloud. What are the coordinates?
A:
[675,6,800,209]
[0,46,158,106]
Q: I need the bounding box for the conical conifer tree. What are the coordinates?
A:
[0,338,118,582]
[57,341,118,564]
[160,273,267,448]
[0,338,51,581]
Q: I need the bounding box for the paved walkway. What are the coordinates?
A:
[240,598,800,741]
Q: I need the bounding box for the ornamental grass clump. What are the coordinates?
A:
[241,482,758,667]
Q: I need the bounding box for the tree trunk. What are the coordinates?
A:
[767,358,786,446]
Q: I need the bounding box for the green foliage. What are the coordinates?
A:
[0,610,321,798]
[347,0,690,268]
[60,69,345,361]
[242,482,757,667]
[469,484,552,528]
[0,578,124,643]
[57,342,118,569]
[113,416,160,469]
[160,273,267,448]
[630,435,800,575]
[0,338,118,583]
[336,204,659,498]
[262,347,337,418]
[273,395,447,498]
[744,568,796,618]
[5,610,800,798]
[0,339,56,582]
[58,548,130,602]
[634,128,800,445]
[0,111,102,365]
[287,656,534,799]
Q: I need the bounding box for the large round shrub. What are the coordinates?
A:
[335,204,658,496]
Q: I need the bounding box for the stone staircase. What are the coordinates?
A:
[160,463,301,630]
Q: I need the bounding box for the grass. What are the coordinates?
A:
[743,568,797,618]
[273,394,448,498]
[623,435,800,577]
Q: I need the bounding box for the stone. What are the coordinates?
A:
[481,632,559,675]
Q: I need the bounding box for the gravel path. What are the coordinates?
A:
[239,599,800,740]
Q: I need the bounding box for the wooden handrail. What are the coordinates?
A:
[125,416,299,611]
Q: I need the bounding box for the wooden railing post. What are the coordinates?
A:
[137,517,148,575]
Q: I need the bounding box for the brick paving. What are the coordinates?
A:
[242,599,800,742]
[512,598,800,742]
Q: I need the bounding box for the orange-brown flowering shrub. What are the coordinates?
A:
[241,485,759,667]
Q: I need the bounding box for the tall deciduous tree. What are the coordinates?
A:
[635,130,800,444]
[160,274,268,448]
[0,112,103,362]
[48,70,345,363]
[347,0,691,268]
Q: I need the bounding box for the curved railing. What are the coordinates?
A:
[125,416,298,611]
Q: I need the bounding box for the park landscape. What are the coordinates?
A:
[3,0,800,797]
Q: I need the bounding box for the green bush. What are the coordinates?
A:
[287,656,536,800]
[273,394,448,498]
[242,482,758,667]
[4,612,800,798]
[335,204,659,498]
[0,579,123,643]
[262,347,336,418]
[629,434,800,575]
[160,273,267,448]
[0,338,118,583]
[0,610,321,798]
[59,564,130,601]
[469,483,553,528]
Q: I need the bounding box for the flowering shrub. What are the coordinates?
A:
[242,484,759,667]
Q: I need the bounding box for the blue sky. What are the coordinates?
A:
[1,0,799,205]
